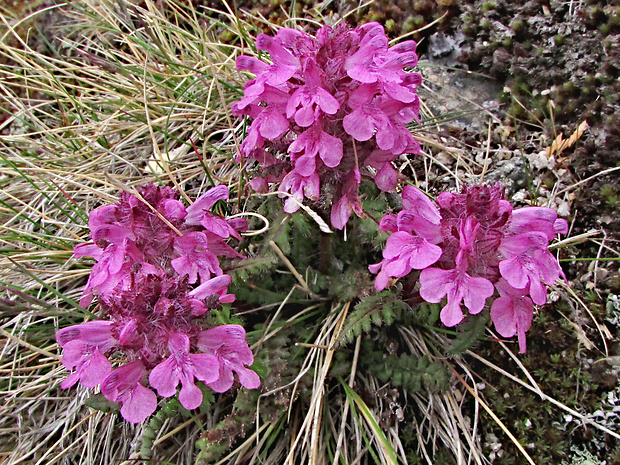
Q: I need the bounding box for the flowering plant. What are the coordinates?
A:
[370,184,568,352]
[233,22,422,229]
[57,184,259,423]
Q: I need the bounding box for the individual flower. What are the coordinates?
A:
[490,279,534,353]
[369,231,442,292]
[149,332,220,410]
[498,232,563,305]
[197,325,260,393]
[233,22,422,229]
[369,185,443,290]
[171,232,222,284]
[370,183,567,351]
[101,360,158,423]
[419,217,495,327]
[56,321,117,389]
[58,184,259,423]
[190,274,236,305]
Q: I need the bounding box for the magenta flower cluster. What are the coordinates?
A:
[57,184,259,423]
[233,22,422,229]
[370,184,568,352]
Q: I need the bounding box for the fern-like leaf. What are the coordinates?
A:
[338,285,408,346]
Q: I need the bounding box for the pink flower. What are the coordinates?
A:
[234,22,422,229]
[498,232,563,305]
[285,60,340,127]
[56,321,117,388]
[253,33,301,85]
[370,231,442,291]
[372,158,399,192]
[59,345,111,389]
[420,266,495,327]
[74,184,245,305]
[246,106,290,144]
[56,320,117,349]
[189,274,235,305]
[61,184,254,422]
[87,204,128,244]
[149,333,220,410]
[288,124,344,171]
[279,171,320,214]
[490,279,534,353]
[371,183,567,350]
[171,232,222,284]
[197,325,260,393]
[330,174,364,230]
[508,206,569,240]
[343,87,396,146]
[185,185,229,224]
[101,360,157,423]
[77,239,150,307]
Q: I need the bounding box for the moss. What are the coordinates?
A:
[510,19,525,33]
[469,304,609,463]
[599,23,611,36]
[565,102,576,114]
[562,81,576,95]
[402,16,417,33]
[463,23,476,36]
[481,1,496,13]
[601,184,618,208]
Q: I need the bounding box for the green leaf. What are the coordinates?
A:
[340,380,399,465]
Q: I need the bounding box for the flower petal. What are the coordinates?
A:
[315,87,340,115]
[462,275,494,314]
[79,349,112,388]
[343,109,374,142]
[148,358,179,398]
[440,290,465,327]
[209,365,234,393]
[235,366,261,389]
[374,164,398,192]
[178,378,204,410]
[189,353,220,385]
[120,384,157,424]
[419,268,456,304]
[318,131,343,168]
[491,296,517,338]
[185,185,229,226]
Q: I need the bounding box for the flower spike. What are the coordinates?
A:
[58,184,259,423]
[371,183,567,350]
[234,22,422,229]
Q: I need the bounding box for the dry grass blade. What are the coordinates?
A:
[284,302,349,465]
[400,326,486,465]
[452,369,536,465]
